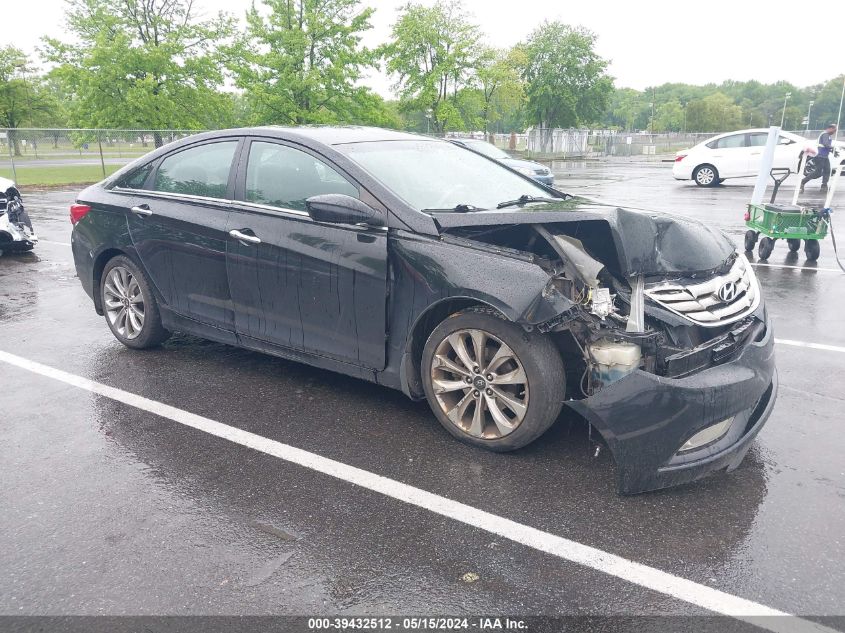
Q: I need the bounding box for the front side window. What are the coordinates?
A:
[153,141,238,199]
[748,133,769,147]
[710,134,747,149]
[338,140,551,211]
[245,141,358,211]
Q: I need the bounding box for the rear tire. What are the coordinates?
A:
[758,237,775,260]
[100,255,170,349]
[787,238,801,252]
[693,164,719,187]
[744,230,758,252]
[804,239,820,262]
[421,308,565,452]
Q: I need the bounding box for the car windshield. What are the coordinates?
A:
[461,140,510,159]
[337,140,551,211]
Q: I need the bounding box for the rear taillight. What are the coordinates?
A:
[70,204,91,225]
[674,154,687,162]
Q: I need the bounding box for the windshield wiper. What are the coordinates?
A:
[496,194,561,209]
[423,203,485,213]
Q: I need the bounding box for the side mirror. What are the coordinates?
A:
[305,194,383,227]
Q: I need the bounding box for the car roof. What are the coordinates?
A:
[237,125,429,145]
[704,128,803,141]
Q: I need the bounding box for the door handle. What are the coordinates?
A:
[229,229,262,245]
[130,205,152,217]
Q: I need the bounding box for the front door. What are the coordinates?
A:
[127,139,240,330]
[226,139,388,369]
[746,132,800,177]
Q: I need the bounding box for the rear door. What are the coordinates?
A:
[126,139,241,331]
[226,139,388,369]
[707,133,750,177]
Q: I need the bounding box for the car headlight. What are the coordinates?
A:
[515,167,534,176]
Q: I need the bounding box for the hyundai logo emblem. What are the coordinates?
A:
[717,281,738,302]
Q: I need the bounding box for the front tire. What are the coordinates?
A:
[421,308,565,452]
[804,239,820,262]
[693,164,719,187]
[100,255,170,349]
[787,238,801,252]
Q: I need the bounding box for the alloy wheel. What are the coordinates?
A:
[429,328,529,439]
[696,167,716,185]
[103,266,145,340]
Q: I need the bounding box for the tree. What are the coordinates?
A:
[476,47,524,133]
[653,99,684,132]
[382,0,481,133]
[229,0,387,126]
[685,93,743,132]
[520,22,613,129]
[43,0,235,143]
[0,47,64,155]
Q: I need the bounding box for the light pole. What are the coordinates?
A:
[425,108,433,134]
[780,91,791,128]
[805,100,815,134]
[649,86,656,135]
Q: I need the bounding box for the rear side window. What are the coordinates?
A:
[245,141,358,211]
[707,134,747,149]
[153,141,238,199]
[116,163,153,189]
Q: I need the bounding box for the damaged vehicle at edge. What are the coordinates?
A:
[69,127,777,495]
[0,177,37,256]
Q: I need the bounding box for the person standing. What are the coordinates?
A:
[800,123,837,193]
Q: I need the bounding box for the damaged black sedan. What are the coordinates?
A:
[70,127,777,494]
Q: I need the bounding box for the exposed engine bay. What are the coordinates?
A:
[438,207,764,399]
[0,177,37,256]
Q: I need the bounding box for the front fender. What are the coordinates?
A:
[388,232,574,327]
[383,232,575,398]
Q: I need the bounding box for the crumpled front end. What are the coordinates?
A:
[0,184,37,254]
[568,306,776,494]
[437,206,776,494]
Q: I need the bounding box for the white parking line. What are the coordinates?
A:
[751,262,841,273]
[775,339,845,354]
[37,239,72,247]
[0,350,836,633]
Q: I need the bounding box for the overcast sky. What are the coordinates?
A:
[8,0,843,96]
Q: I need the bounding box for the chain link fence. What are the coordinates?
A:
[2,126,839,186]
[491,128,839,160]
[0,128,203,185]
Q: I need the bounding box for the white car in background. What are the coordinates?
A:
[673,129,812,187]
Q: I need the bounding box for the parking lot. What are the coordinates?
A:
[1,159,844,630]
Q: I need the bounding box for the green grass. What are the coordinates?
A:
[0,164,121,187]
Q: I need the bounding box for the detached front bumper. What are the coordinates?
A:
[568,315,777,494]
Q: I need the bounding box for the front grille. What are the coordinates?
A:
[645,254,760,327]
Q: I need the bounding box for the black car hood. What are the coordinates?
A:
[430,199,735,277]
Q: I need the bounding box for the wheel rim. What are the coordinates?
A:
[103,266,145,340]
[697,167,715,185]
[430,328,529,439]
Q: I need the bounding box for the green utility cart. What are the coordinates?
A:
[743,168,830,261]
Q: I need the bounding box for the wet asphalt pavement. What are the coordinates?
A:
[1,160,844,623]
